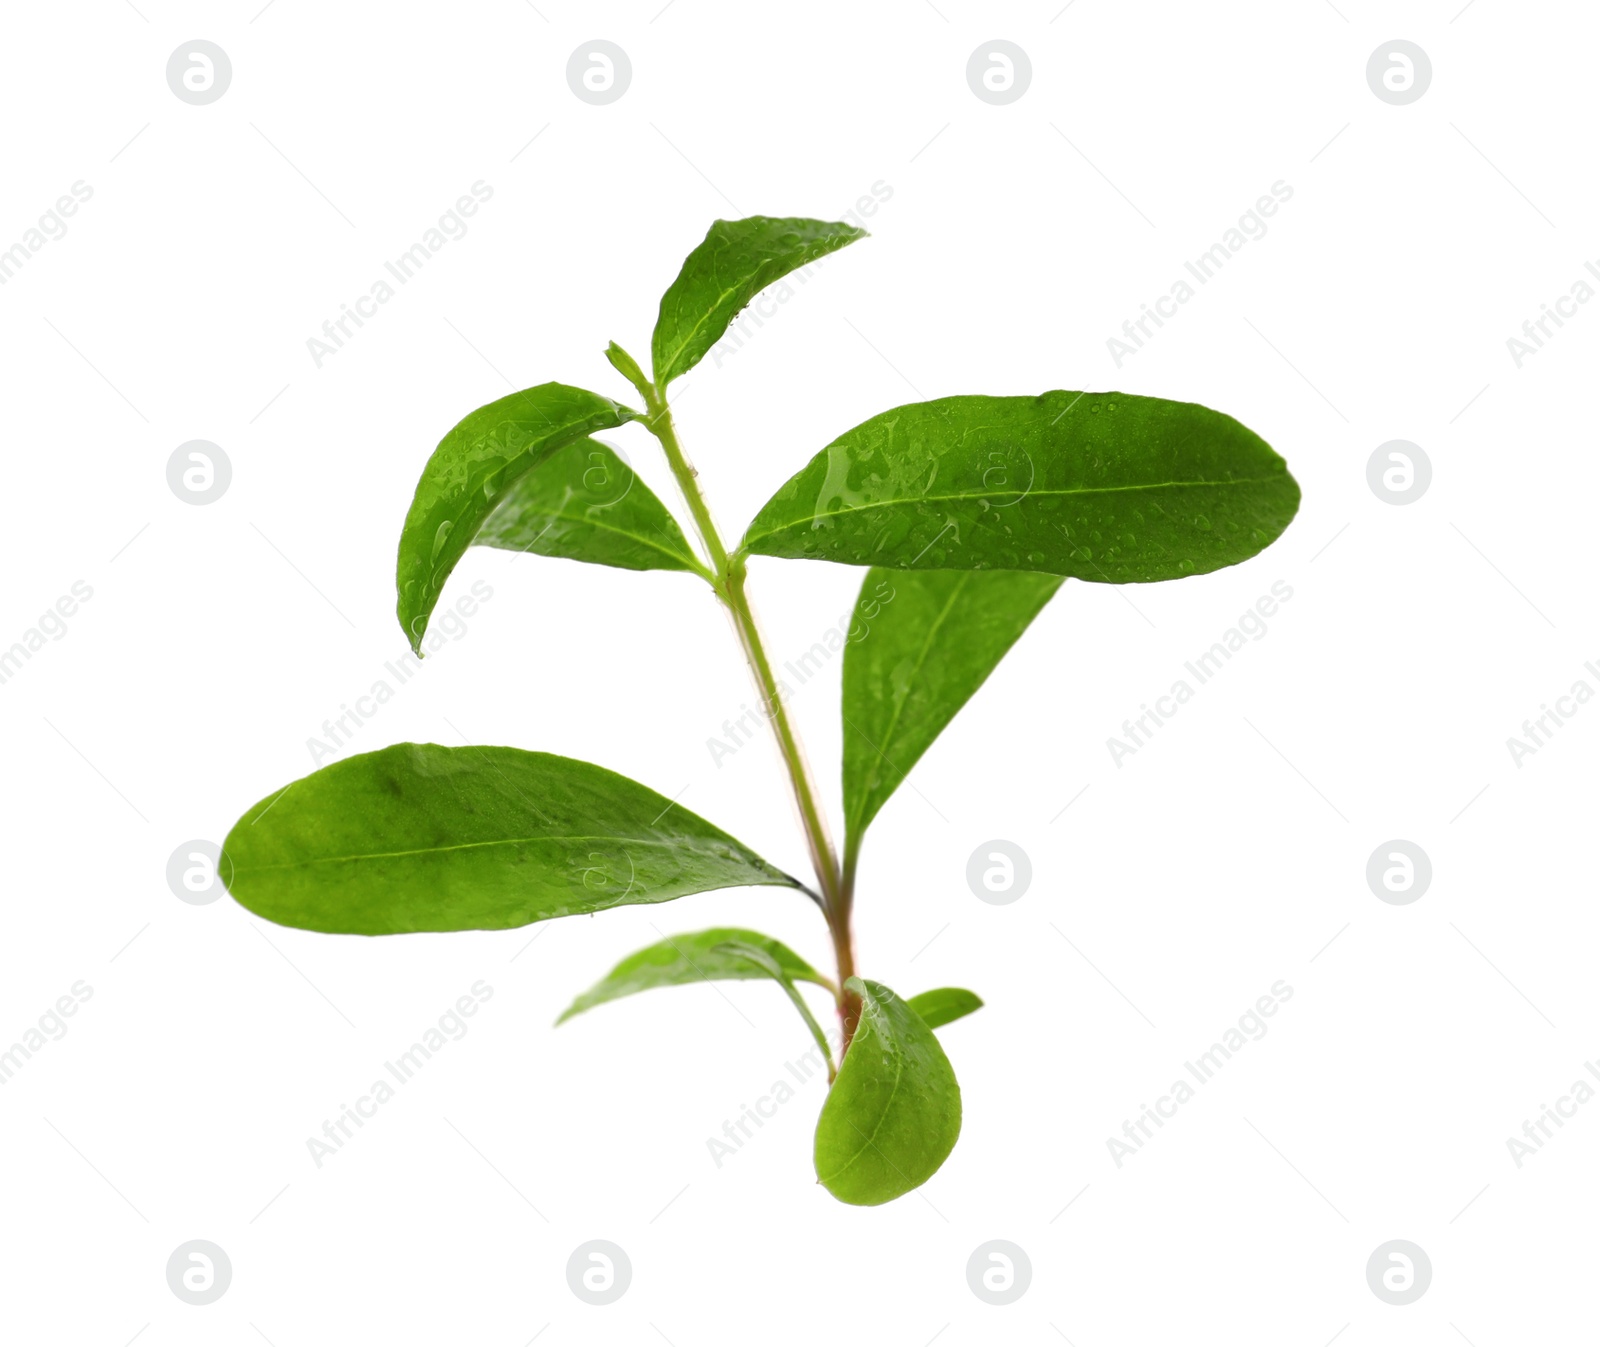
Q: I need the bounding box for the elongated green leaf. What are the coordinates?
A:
[557,927,829,1023]
[396,383,638,653]
[814,977,961,1206]
[220,744,798,935]
[652,216,867,388]
[842,568,1060,861]
[906,987,983,1030]
[742,392,1299,581]
[474,437,700,574]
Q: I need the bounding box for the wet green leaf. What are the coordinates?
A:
[814,977,961,1205]
[557,927,829,1023]
[220,744,798,935]
[652,216,867,388]
[742,392,1299,581]
[905,987,983,1030]
[842,568,1060,863]
[474,437,700,574]
[396,383,637,652]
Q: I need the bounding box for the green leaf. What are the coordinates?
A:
[473,437,701,574]
[814,977,961,1206]
[603,340,650,398]
[842,568,1060,862]
[741,392,1299,581]
[220,743,798,935]
[905,987,983,1030]
[396,383,638,653]
[652,216,867,388]
[557,927,830,1023]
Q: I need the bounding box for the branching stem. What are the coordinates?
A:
[612,345,861,1051]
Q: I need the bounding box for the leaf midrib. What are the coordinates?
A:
[748,473,1291,545]
[658,273,756,381]
[491,499,697,570]
[236,832,739,873]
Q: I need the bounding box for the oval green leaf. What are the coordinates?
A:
[396,383,638,653]
[842,568,1061,864]
[220,743,799,935]
[905,987,983,1030]
[557,927,829,1023]
[474,437,700,574]
[652,216,867,388]
[813,977,961,1206]
[741,392,1299,581]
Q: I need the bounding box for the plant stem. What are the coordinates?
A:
[641,395,730,576]
[716,559,836,899]
[616,349,861,1050]
[720,555,861,1049]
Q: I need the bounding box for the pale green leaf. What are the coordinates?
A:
[813,977,961,1205]
[905,987,983,1030]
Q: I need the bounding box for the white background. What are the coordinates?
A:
[1,1,1594,1342]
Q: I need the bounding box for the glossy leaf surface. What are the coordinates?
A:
[396,383,636,652]
[557,927,828,1023]
[474,437,699,574]
[221,744,797,935]
[742,392,1299,581]
[813,978,961,1206]
[842,567,1060,858]
[652,216,866,387]
[905,987,984,1030]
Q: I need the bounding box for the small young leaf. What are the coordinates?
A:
[474,437,701,574]
[603,340,651,398]
[905,987,983,1030]
[842,568,1060,863]
[813,977,961,1206]
[557,927,829,1023]
[220,744,799,935]
[742,392,1299,580]
[652,216,867,388]
[396,383,637,653]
